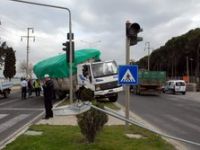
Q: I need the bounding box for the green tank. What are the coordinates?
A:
[33,48,101,79]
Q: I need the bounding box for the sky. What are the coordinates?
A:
[0,0,200,76]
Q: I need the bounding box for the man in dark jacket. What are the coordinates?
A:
[43,74,54,119]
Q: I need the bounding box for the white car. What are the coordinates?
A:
[163,80,186,95]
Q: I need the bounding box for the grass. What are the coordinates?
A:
[3,125,175,150]
[100,101,121,110]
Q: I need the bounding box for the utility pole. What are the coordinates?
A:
[21,27,35,78]
[144,42,150,71]
[196,43,200,90]
[186,56,189,83]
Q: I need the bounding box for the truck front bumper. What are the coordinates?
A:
[94,86,123,96]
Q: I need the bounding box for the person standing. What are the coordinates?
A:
[28,79,33,97]
[21,78,27,99]
[33,79,41,96]
[42,74,54,119]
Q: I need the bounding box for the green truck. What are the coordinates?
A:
[130,70,166,95]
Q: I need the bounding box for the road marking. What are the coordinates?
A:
[0,114,29,133]
[0,111,44,149]
[144,114,187,134]
[165,114,200,132]
[0,99,19,106]
[0,108,43,111]
[0,114,8,119]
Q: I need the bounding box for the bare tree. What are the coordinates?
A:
[19,61,33,78]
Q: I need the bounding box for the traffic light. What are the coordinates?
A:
[126,21,143,46]
[62,41,75,63]
[62,42,68,51]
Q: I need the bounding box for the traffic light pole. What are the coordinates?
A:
[9,0,74,103]
[125,21,130,128]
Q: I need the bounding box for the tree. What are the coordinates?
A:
[137,28,200,79]
[19,61,33,78]
[3,48,16,79]
[77,102,108,143]
[0,42,16,79]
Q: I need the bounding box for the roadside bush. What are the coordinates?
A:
[76,86,94,101]
[76,103,108,143]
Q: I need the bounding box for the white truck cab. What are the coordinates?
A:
[77,60,123,102]
[163,80,186,95]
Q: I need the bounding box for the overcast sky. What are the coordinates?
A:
[1,0,200,75]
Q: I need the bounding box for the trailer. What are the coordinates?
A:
[130,71,166,95]
[0,81,13,98]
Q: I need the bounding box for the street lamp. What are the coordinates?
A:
[9,0,74,103]
[144,42,150,71]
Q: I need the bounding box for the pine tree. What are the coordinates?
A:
[3,48,16,79]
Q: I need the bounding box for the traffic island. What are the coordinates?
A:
[3,125,175,150]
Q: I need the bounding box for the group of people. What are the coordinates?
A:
[20,78,41,99]
[21,74,55,119]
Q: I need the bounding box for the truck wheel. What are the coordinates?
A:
[56,90,67,100]
[3,90,9,98]
[173,89,176,95]
[108,94,118,102]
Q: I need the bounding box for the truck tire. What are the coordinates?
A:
[182,92,186,95]
[56,90,67,100]
[108,94,118,102]
[3,90,9,98]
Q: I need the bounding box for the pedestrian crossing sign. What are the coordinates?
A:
[118,65,138,85]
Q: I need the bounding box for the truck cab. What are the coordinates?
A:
[77,60,123,102]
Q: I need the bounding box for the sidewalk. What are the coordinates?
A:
[36,106,125,126]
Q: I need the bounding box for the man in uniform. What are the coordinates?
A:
[42,74,54,119]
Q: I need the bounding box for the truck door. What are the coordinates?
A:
[78,64,94,90]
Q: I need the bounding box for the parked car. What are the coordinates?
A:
[163,80,186,95]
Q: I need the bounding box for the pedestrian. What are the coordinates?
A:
[27,79,33,97]
[42,74,54,119]
[33,79,41,96]
[21,77,27,99]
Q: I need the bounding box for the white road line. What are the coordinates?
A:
[0,114,8,119]
[0,111,44,149]
[0,114,29,133]
[165,114,200,132]
[0,108,43,111]
[145,114,187,134]
[0,99,19,106]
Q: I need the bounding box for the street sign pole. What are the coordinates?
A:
[125,21,130,128]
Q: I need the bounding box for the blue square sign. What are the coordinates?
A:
[118,65,138,85]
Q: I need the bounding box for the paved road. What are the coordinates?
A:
[0,92,44,149]
[118,92,200,150]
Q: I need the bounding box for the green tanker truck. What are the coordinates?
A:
[130,70,166,95]
[33,48,123,101]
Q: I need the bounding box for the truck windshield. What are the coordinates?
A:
[91,61,118,78]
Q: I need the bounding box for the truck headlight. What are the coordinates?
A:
[95,85,101,91]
